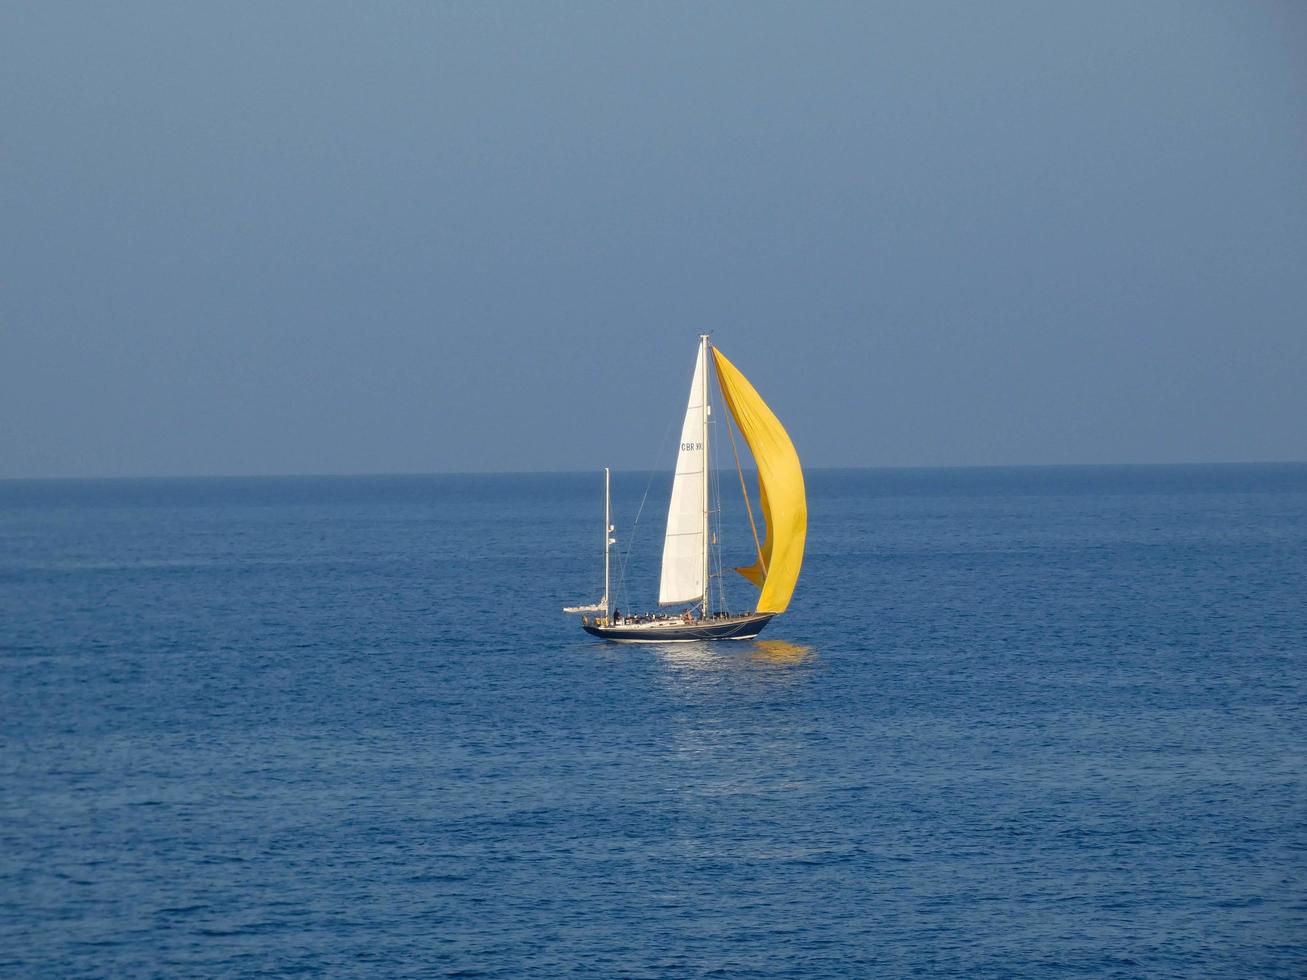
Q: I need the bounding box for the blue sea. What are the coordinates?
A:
[2,465,1304,977]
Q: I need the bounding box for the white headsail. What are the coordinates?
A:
[658,340,708,605]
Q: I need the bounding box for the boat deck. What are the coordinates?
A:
[581,612,774,643]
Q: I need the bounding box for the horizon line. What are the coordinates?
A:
[2,458,1305,484]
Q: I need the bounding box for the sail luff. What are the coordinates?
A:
[710,347,806,614]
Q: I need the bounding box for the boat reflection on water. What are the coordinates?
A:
[653,642,721,671]
[652,638,815,672]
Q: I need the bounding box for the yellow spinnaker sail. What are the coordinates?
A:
[711,347,807,614]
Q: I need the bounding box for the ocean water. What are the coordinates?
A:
[1,465,1304,977]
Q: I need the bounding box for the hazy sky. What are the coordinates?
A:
[3,1,1304,478]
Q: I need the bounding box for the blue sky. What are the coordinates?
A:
[2,1,1304,477]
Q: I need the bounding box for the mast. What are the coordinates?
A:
[562,467,616,618]
[700,333,710,619]
[604,466,612,622]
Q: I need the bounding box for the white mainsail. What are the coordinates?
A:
[658,340,708,605]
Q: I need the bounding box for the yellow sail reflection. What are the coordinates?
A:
[749,639,814,664]
[711,347,807,614]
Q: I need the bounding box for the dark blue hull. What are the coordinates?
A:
[581,613,774,643]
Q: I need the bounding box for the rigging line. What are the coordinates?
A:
[614,398,678,609]
[724,401,767,576]
[707,362,721,614]
[710,416,730,615]
[712,351,729,614]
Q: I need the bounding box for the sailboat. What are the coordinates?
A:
[564,335,806,642]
